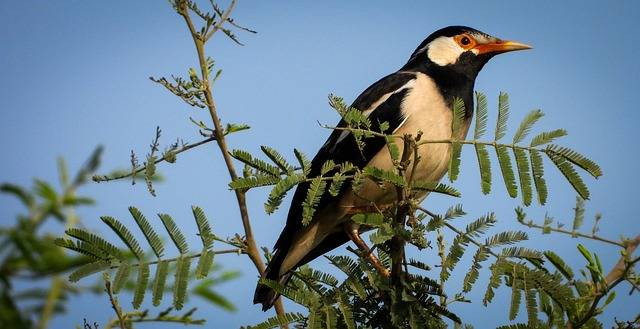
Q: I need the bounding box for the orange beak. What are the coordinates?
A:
[474,40,532,55]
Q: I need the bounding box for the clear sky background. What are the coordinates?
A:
[1,1,639,328]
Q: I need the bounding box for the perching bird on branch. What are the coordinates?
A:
[254,26,531,310]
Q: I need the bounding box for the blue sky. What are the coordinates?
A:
[1,1,639,328]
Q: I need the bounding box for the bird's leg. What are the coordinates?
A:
[344,222,390,277]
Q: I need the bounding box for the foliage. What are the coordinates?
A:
[1,147,103,329]
[55,205,240,312]
[0,151,240,328]
[4,1,637,329]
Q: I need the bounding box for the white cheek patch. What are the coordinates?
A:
[426,36,465,66]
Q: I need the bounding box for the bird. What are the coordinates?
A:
[254,26,531,310]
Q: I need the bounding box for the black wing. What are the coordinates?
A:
[255,71,417,310]
[274,71,416,251]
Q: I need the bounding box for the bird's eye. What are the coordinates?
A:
[455,34,475,48]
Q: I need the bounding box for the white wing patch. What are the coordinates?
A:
[327,78,416,151]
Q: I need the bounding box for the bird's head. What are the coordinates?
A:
[403,26,531,79]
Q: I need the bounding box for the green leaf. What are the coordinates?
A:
[514,149,533,206]
[192,206,214,249]
[530,150,548,205]
[246,312,306,329]
[112,262,130,293]
[34,179,58,202]
[513,109,544,144]
[500,247,543,260]
[57,157,69,186]
[386,136,400,162]
[195,247,215,279]
[369,224,394,245]
[466,213,497,237]
[547,151,590,199]
[100,216,144,260]
[225,122,250,135]
[351,213,385,227]
[572,196,585,233]
[174,256,191,310]
[474,91,488,139]
[485,231,528,247]
[448,142,463,182]
[363,166,405,187]
[546,144,602,178]
[158,213,189,254]
[379,121,390,133]
[602,290,616,308]
[544,251,574,281]
[302,177,327,226]
[530,129,567,147]
[495,145,518,198]
[325,306,338,329]
[69,261,110,282]
[441,236,466,282]
[294,149,311,176]
[320,160,337,175]
[0,183,35,207]
[451,97,466,135]
[495,92,510,141]
[230,149,281,176]
[261,146,294,173]
[65,228,123,260]
[54,238,108,260]
[524,283,538,325]
[337,292,355,329]
[475,144,491,194]
[328,173,346,196]
[483,263,502,305]
[265,174,304,214]
[509,278,522,320]
[132,262,150,309]
[412,181,461,197]
[445,204,466,220]
[152,260,169,306]
[463,246,489,292]
[129,206,164,258]
[144,155,157,197]
[193,279,237,312]
[229,175,281,190]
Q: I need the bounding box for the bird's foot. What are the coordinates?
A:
[344,222,391,278]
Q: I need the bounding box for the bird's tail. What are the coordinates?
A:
[253,248,293,311]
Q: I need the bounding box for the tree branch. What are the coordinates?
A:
[390,134,413,286]
[517,217,625,248]
[176,0,287,321]
[606,235,640,285]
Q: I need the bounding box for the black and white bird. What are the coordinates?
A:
[254,26,531,310]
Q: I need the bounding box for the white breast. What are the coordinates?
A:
[344,72,470,207]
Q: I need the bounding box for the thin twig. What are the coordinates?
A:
[105,279,126,329]
[204,0,236,41]
[518,218,625,248]
[92,136,216,182]
[108,248,245,270]
[176,1,287,321]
